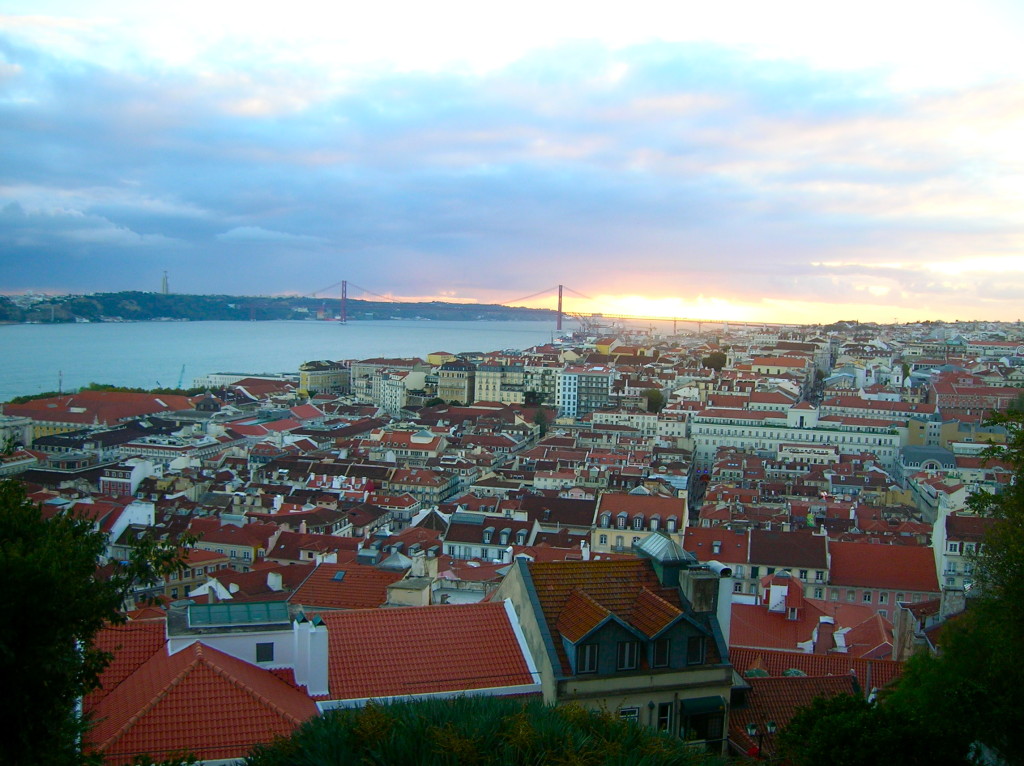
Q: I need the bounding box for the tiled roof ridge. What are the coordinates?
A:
[567,587,612,616]
[99,648,207,751]
[198,645,311,725]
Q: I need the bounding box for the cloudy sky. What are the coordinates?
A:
[2,1,1024,323]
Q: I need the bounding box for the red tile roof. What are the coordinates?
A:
[319,602,538,700]
[729,676,859,756]
[85,642,317,764]
[828,541,939,592]
[524,559,702,674]
[556,590,612,643]
[729,646,903,691]
[86,621,168,706]
[288,562,405,609]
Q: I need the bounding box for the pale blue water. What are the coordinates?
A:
[0,320,559,402]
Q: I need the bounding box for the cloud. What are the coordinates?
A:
[1,26,1024,320]
[216,226,326,244]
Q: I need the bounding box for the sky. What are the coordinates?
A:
[2,1,1024,324]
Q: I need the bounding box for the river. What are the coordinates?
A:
[0,320,561,402]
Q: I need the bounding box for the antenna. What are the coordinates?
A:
[161,271,169,295]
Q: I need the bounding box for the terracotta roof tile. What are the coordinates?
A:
[729,647,903,690]
[729,676,859,756]
[319,602,537,700]
[629,587,684,638]
[556,590,613,643]
[86,642,317,764]
[86,621,168,706]
[288,562,405,609]
[828,541,939,592]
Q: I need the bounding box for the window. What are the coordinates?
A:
[879,592,888,604]
[799,569,808,581]
[686,636,705,665]
[815,571,824,582]
[619,707,640,723]
[767,567,775,575]
[256,642,274,663]
[577,643,598,673]
[847,590,856,602]
[879,609,887,619]
[633,516,643,530]
[734,565,744,579]
[750,566,760,579]
[896,592,905,602]
[862,591,873,603]
[617,641,639,670]
[599,534,608,546]
[813,587,824,599]
[653,638,670,668]
[615,536,624,549]
[657,702,673,731]
[230,550,237,558]
[947,542,960,553]
[733,582,744,593]
[632,536,641,545]
[617,515,627,529]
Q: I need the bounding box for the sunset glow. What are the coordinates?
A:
[3,1,1024,322]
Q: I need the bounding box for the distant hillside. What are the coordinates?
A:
[0,292,556,323]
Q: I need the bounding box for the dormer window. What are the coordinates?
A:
[499,529,510,545]
[666,518,677,533]
[577,643,598,673]
[632,516,643,530]
[482,527,494,544]
[617,514,627,530]
[653,638,670,668]
[516,530,527,545]
[711,541,722,555]
[616,641,639,670]
[600,513,611,528]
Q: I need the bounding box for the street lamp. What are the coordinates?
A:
[745,720,777,759]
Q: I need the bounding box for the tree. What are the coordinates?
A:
[0,478,187,765]
[881,410,1024,764]
[778,693,965,766]
[782,412,1024,766]
[245,697,722,766]
[533,406,550,437]
[701,351,727,371]
[642,388,666,413]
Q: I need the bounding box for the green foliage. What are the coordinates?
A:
[0,478,189,765]
[641,388,666,413]
[6,383,204,404]
[778,693,966,766]
[533,407,550,436]
[700,351,727,371]
[894,408,1024,764]
[245,697,724,766]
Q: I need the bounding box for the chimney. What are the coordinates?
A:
[292,617,330,696]
[267,571,283,592]
[707,561,733,647]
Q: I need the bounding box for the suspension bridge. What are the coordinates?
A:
[307,281,800,334]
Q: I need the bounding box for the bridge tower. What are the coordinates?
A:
[557,284,563,332]
[340,280,347,323]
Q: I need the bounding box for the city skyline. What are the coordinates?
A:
[2,1,1024,324]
